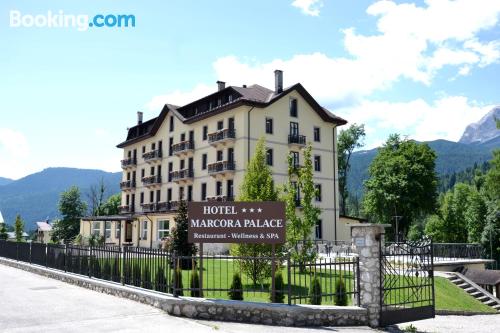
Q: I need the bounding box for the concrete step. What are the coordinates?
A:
[470,291,483,297]
[457,282,470,288]
[492,304,500,309]
[464,287,476,293]
[477,295,489,301]
[483,299,497,305]
[451,279,462,284]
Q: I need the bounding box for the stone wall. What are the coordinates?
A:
[0,257,368,327]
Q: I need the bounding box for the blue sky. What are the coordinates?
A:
[1,0,499,179]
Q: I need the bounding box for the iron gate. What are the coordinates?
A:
[379,237,435,326]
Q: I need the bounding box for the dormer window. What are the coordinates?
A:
[228,95,233,103]
[218,98,222,107]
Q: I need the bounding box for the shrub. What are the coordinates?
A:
[270,270,285,303]
[170,261,183,296]
[92,258,101,278]
[190,263,201,297]
[132,262,142,287]
[102,259,112,281]
[142,264,152,289]
[80,255,89,275]
[334,275,348,306]
[228,272,243,300]
[154,266,167,293]
[309,276,322,305]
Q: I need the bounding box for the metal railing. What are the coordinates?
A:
[208,128,236,144]
[432,243,483,261]
[0,240,360,306]
[207,161,235,174]
[121,157,137,168]
[288,134,306,145]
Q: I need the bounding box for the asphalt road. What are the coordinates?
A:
[0,264,374,333]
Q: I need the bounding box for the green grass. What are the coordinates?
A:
[434,277,496,313]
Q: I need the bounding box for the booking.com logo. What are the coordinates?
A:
[9,10,136,31]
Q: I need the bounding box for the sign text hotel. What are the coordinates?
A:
[187,202,286,244]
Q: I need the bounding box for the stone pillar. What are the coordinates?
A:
[351,223,388,327]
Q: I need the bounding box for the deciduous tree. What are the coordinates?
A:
[52,186,87,242]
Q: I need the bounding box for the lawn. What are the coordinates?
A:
[434,277,496,313]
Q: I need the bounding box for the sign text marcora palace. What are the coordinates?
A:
[80,70,360,249]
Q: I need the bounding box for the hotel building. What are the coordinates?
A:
[80,70,348,248]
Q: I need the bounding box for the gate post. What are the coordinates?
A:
[351,223,389,328]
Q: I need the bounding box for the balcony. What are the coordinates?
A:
[206,195,234,202]
[288,134,306,146]
[119,205,134,214]
[121,157,137,168]
[120,180,136,190]
[170,169,194,183]
[208,128,235,145]
[141,203,156,213]
[156,201,179,212]
[207,160,235,176]
[142,175,162,186]
[172,140,194,156]
[143,149,162,162]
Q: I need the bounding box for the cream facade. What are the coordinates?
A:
[80,71,347,248]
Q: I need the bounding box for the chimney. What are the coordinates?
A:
[274,69,283,93]
[137,111,143,125]
[217,80,226,91]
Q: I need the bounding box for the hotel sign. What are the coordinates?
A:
[187,202,286,244]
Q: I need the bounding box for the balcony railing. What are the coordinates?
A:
[207,160,235,175]
[140,201,180,213]
[121,157,137,168]
[170,169,194,182]
[143,149,163,162]
[141,203,156,213]
[288,134,306,146]
[120,180,136,190]
[208,128,236,144]
[142,175,162,186]
[172,140,194,155]
[206,195,234,202]
[119,205,134,214]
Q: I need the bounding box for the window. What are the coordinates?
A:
[167,188,172,202]
[218,98,222,107]
[291,151,299,168]
[217,150,223,161]
[141,221,148,240]
[216,181,223,196]
[151,142,156,151]
[156,190,161,203]
[315,220,323,239]
[127,151,131,158]
[92,222,101,236]
[203,126,208,140]
[201,183,207,201]
[179,187,185,200]
[140,192,144,204]
[180,132,186,142]
[266,148,273,166]
[105,221,112,239]
[228,117,234,130]
[115,222,121,239]
[217,120,224,130]
[227,179,234,198]
[265,118,273,134]
[169,137,173,156]
[314,155,321,172]
[228,148,234,163]
[315,184,322,202]
[157,220,170,240]
[149,191,154,203]
[228,94,233,102]
[141,168,145,178]
[290,98,298,117]
[125,194,130,206]
[168,162,173,181]
[290,122,299,136]
[314,127,321,142]
[169,116,174,132]
[180,159,185,170]
[150,166,155,175]
[142,146,146,154]
[187,185,193,202]
[202,154,207,170]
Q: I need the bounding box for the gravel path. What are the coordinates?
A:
[389,314,500,333]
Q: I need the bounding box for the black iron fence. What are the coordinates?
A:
[0,240,360,306]
[432,243,483,261]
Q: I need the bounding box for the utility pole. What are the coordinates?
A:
[392,215,402,243]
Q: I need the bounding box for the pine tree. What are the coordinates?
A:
[0,223,8,240]
[271,270,285,303]
[171,200,197,269]
[309,276,322,305]
[228,272,244,300]
[14,214,24,242]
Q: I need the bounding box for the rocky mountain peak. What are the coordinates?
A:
[459,107,500,144]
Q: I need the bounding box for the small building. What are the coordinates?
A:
[0,210,4,225]
[36,221,53,243]
[463,268,500,298]
[337,215,368,242]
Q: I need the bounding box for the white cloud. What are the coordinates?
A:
[291,0,323,16]
[337,96,494,143]
[145,83,214,111]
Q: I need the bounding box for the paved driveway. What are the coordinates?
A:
[0,264,374,333]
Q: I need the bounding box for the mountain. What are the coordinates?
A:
[459,107,500,144]
[0,177,13,186]
[347,139,496,198]
[0,168,121,230]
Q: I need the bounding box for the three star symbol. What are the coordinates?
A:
[241,207,263,213]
